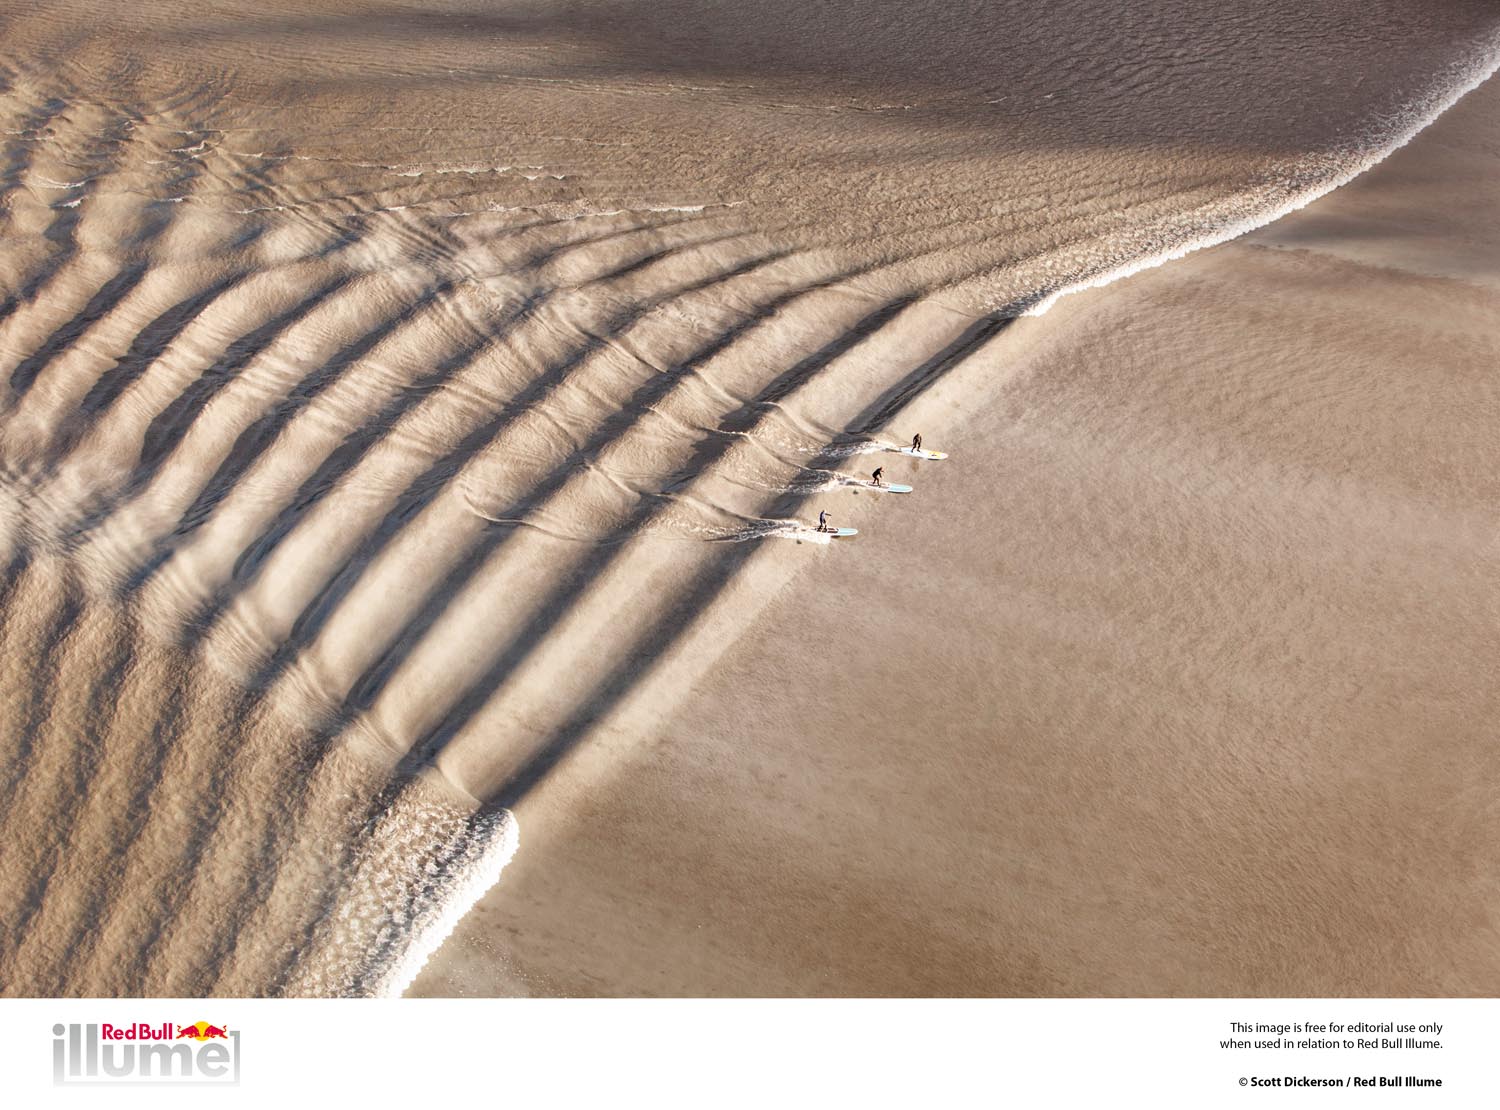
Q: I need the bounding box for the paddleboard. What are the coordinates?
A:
[809,526,858,538]
[894,446,947,460]
[856,481,912,493]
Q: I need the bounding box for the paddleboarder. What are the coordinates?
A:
[911,433,922,453]
[871,466,884,487]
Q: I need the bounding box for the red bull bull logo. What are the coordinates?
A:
[53,1022,241,1086]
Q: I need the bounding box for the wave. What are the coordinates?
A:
[1017,29,1500,319]
[0,6,1497,996]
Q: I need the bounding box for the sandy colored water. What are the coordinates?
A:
[413,69,1500,998]
[0,1,1494,996]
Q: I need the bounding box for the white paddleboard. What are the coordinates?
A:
[895,446,947,460]
[808,526,858,538]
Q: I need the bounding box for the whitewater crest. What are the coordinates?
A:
[282,780,519,999]
[1013,31,1500,318]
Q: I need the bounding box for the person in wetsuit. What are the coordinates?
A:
[871,466,884,487]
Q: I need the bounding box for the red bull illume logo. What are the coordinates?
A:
[53,1022,241,1085]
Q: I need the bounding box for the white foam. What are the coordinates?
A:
[380,807,520,998]
[485,198,741,221]
[281,786,521,998]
